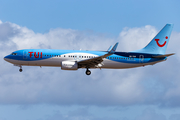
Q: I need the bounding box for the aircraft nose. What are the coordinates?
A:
[4,55,10,62]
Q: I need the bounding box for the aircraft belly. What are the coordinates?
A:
[102,60,142,69]
[6,58,62,67]
[5,57,163,69]
[32,59,61,66]
[102,59,163,69]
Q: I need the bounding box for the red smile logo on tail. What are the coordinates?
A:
[155,36,168,47]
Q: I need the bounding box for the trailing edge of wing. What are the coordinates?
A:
[78,53,110,68]
[78,42,119,68]
[152,53,175,58]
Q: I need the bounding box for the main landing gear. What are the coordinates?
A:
[86,68,91,75]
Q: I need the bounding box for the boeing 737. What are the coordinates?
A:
[4,24,174,75]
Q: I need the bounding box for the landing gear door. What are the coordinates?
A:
[23,51,28,59]
[139,55,144,63]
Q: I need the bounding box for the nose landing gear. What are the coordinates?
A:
[19,68,23,72]
[86,68,91,75]
[19,65,22,72]
[14,64,23,72]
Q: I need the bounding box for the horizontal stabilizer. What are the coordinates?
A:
[152,53,175,58]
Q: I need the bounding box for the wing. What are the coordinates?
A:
[78,42,119,68]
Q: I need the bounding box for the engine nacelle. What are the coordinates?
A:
[61,61,78,70]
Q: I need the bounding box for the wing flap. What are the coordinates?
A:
[78,42,119,68]
[78,56,104,68]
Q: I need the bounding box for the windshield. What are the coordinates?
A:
[11,53,17,55]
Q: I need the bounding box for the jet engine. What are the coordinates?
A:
[61,61,78,70]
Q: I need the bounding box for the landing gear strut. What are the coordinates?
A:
[19,66,22,72]
[86,68,91,75]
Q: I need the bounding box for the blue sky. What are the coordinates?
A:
[1,0,180,34]
[1,0,180,120]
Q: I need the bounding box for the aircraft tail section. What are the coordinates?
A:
[133,24,174,54]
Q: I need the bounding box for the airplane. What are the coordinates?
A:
[4,24,174,75]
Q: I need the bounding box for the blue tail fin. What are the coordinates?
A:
[133,24,173,54]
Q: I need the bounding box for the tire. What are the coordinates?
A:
[19,69,23,72]
[86,70,91,75]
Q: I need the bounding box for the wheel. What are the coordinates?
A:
[86,69,91,75]
[19,68,22,72]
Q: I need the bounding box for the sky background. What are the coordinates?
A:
[0,0,180,120]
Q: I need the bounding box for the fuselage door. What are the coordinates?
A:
[23,51,28,59]
[139,55,144,63]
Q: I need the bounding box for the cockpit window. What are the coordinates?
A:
[11,53,17,55]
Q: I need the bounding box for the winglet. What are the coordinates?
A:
[107,42,119,54]
[107,45,113,52]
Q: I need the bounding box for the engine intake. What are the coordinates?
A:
[61,61,78,70]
